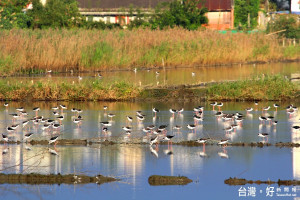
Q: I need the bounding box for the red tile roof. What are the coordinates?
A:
[77,0,232,10]
[198,0,232,11]
[77,0,173,9]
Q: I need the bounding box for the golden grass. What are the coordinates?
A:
[0,79,140,101]
[0,28,299,75]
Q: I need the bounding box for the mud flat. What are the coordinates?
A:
[0,173,118,185]
[148,175,192,186]
[174,141,300,148]
[1,140,300,148]
[225,177,300,186]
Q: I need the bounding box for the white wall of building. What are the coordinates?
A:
[291,0,300,14]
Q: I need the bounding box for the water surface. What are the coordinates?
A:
[0,100,300,200]
[2,62,300,87]
[0,144,299,200]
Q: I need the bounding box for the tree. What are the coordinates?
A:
[0,0,32,29]
[267,15,300,39]
[27,0,84,28]
[149,0,208,30]
[234,0,260,29]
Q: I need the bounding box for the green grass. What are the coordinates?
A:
[80,41,114,69]
[0,75,298,101]
[207,74,297,101]
[284,46,300,57]
[0,79,139,101]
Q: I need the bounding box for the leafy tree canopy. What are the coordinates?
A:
[267,15,300,39]
[27,0,84,29]
[0,0,32,29]
[150,0,208,30]
[234,0,260,29]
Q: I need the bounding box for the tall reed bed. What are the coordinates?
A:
[207,75,297,101]
[0,29,299,75]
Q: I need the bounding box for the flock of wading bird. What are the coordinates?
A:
[1,101,300,157]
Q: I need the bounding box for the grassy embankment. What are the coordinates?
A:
[0,29,299,75]
[0,79,139,101]
[0,75,297,101]
[206,74,298,101]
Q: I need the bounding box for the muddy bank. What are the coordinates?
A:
[148,175,192,186]
[138,88,207,102]
[0,173,117,185]
[174,141,299,148]
[1,140,300,148]
[225,177,300,186]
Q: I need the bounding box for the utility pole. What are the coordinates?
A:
[248,13,250,28]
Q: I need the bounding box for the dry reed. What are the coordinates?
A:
[0,28,299,75]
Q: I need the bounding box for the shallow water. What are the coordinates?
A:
[0,144,299,199]
[0,101,300,199]
[2,62,300,86]
[1,101,300,144]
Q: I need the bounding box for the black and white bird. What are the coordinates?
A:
[173,125,182,132]
[169,109,177,117]
[258,133,269,138]
[2,134,8,143]
[33,107,40,115]
[60,105,67,112]
[100,121,112,127]
[52,106,59,110]
[259,116,267,124]
[217,102,223,111]
[122,126,132,131]
[107,113,116,120]
[49,135,59,145]
[262,106,270,112]
[73,118,82,126]
[150,136,159,146]
[163,135,174,148]
[178,108,184,114]
[292,126,300,131]
[6,126,15,132]
[22,120,29,127]
[245,107,253,113]
[57,115,64,121]
[126,116,133,124]
[103,106,108,112]
[218,139,229,146]
[273,104,280,111]
[32,107,40,111]
[187,124,196,132]
[136,115,145,121]
[24,133,33,142]
[158,125,168,133]
[16,107,24,112]
[42,123,51,130]
[196,138,209,144]
[210,102,217,110]
[152,108,160,117]
[52,124,61,130]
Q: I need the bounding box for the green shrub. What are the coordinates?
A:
[267,15,300,39]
